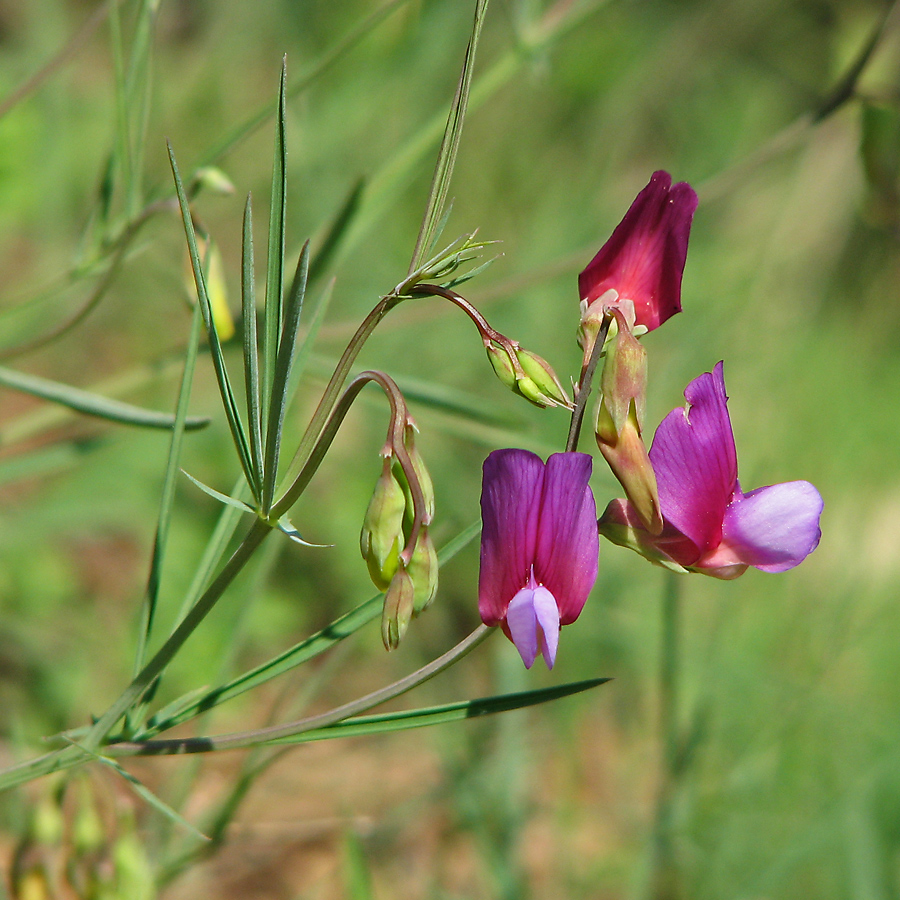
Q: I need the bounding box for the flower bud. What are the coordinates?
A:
[392,426,435,527]
[381,567,416,650]
[406,528,439,614]
[486,342,517,390]
[595,317,662,534]
[360,459,406,590]
[516,349,571,408]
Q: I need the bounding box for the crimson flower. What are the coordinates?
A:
[579,170,698,333]
[600,363,823,578]
[479,450,598,669]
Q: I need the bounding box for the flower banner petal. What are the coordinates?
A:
[479,449,544,625]
[533,452,598,625]
[578,171,698,331]
[650,362,737,557]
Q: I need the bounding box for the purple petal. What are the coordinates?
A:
[479,449,544,626]
[533,452,598,625]
[650,362,737,559]
[721,480,823,572]
[578,171,698,331]
[506,586,560,669]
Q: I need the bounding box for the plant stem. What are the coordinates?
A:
[647,571,682,900]
[565,316,610,452]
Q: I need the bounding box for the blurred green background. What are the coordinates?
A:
[0,0,898,897]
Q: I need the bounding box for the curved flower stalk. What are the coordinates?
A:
[578,170,698,347]
[599,363,823,579]
[479,450,598,668]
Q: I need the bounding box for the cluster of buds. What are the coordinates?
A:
[360,420,438,649]
[486,339,571,409]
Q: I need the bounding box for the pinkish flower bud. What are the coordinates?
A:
[579,171,697,334]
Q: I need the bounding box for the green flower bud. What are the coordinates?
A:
[406,529,438,614]
[360,459,406,589]
[381,568,415,650]
[515,374,556,408]
[516,348,571,408]
[486,342,517,390]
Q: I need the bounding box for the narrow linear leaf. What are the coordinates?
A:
[182,470,255,515]
[262,240,309,511]
[242,194,264,489]
[139,521,481,737]
[70,741,209,841]
[132,303,204,685]
[168,141,259,496]
[262,60,288,428]
[0,363,209,431]
[409,0,489,273]
[266,677,611,745]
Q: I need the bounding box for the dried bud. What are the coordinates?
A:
[381,567,416,650]
[360,459,406,590]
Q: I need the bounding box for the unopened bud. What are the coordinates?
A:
[516,349,571,408]
[393,426,435,526]
[361,459,406,590]
[406,529,438,614]
[486,342,517,390]
[381,568,415,650]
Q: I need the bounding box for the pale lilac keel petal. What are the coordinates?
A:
[533,586,560,669]
[506,585,560,669]
[721,481,824,572]
[650,362,737,557]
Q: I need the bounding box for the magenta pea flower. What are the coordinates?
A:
[599,363,823,579]
[479,450,598,669]
[579,170,698,334]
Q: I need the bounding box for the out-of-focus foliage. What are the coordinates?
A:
[1,1,899,898]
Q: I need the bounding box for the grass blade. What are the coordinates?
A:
[132,304,204,684]
[262,240,309,511]
[267,678,611,745]
[308,178,364,285]
[168,140,259,498]
[0,363,209,431]
[408,0,489,273]
[241,194,264,489]
[262,60,288,429]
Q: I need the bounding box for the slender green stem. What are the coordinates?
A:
[648,571,682,900]
[104,625,493,756]
[565,316,611,452]
[274,295,399,500]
